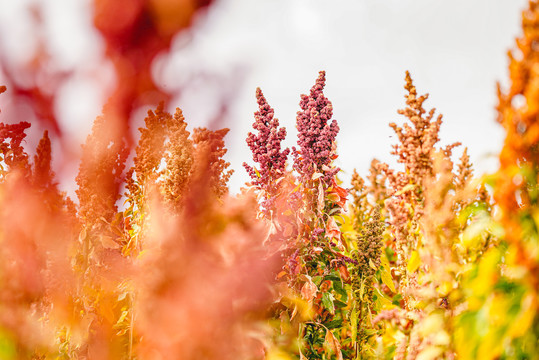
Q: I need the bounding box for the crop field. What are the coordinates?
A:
[0,1,538,359]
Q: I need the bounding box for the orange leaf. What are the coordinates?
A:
[100,235,120,249]
[300,276,318,303]
[317,182,325,212]
[326,216,341,240]
[337,265,350,282]
[325,329,343,360]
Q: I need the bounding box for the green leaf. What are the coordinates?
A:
[324,274,341,282]
[374,287,394,309]
[322,292,336,314]
[363,329,377,336]
[333,279,348,300]
[313,276,323,286]
[385,247,396,262]
[324,318,343,329]
[334,299,348,309]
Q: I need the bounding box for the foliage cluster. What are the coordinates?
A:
[1,1,539,359]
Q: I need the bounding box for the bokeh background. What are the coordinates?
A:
[0,0,529,194]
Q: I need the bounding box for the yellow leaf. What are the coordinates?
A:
[359,278,365,301]
[508,293,536,338]
[289,297,314,321]
[115,310,128,326]
[266,349,293,360]
[418,314,443,338]
[276,271,287,279]
[417,346,443,360]
[279,311,291,335]
[380,250,390,270]
[407,250,420,273]
[290,305,298,321]
[461,217,489,248]
[350,306,358,347]
[394,183,415,196]
[327,193,340,202]
[436,281,452,297]
[374,287,396,309]
[381,266,396,293]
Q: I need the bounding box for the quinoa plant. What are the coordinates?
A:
[2,1,539,359]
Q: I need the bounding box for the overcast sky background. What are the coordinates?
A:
[0,0,530,193]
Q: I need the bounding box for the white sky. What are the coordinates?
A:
[0,0,530,194]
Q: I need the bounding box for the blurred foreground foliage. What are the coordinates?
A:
[1,1,539,359]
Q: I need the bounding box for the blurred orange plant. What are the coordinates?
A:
[0,89,277,359]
